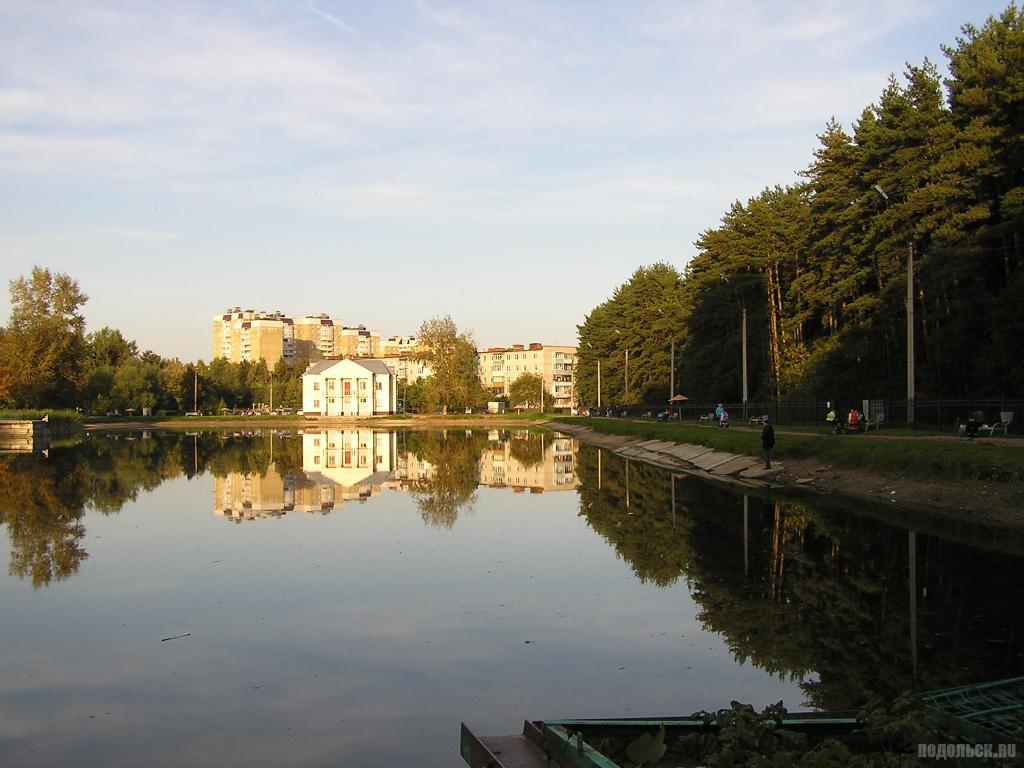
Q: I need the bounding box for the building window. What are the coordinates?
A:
[313,381,320,391]
[314,399,320,408]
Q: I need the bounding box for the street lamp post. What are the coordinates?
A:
[585,342,602,410]
[873,184,915,427]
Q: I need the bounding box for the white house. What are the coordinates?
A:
[302,359,398,417]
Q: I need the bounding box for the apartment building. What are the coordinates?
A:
[212,308,293,365]
[214,308,396,366]
[335,325,382,358]
[380,335,418,357]
[293,315,338,359]
[478,343,577,411]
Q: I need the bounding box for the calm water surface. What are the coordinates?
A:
[1,429,1021,767]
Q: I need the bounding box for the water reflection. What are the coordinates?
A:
[575,444,1024,710]
[2,429,1021,713]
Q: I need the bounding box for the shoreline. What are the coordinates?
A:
[545,421,1024,544]
[81,414,1024,540]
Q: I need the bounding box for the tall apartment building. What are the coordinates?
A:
[212,308,294,365]
[478,343,577,411]
[293,315,337,359]
[214,309,392,365]
[336,325,381,358]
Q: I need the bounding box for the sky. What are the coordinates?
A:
[0,0,1011,362]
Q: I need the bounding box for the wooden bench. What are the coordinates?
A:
[865,415,885,430]
[749,414,768,425]
[699,413,715,423]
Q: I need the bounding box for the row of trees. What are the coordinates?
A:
[577,6,1024,408]
[0,271,547,416]
[0,266,308,414]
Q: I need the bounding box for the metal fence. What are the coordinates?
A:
[600,398,1022,433]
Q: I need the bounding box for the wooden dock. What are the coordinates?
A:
[0,418,51,452]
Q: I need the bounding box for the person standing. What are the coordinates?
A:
[761,418,775,469]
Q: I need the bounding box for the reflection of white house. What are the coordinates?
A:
[302,359,397,416]
[301,429,396,496]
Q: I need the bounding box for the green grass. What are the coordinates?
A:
[553,417,1024,483]
[0,408,83,437]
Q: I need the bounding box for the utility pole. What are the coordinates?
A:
[269,372,274,412]
[193,368,198,413]
[741,308,748,421]
[540,375,544,414]
[597,359,601,409]
[625,348,629,402]
[670,340,675,398]
[907,240,915,428]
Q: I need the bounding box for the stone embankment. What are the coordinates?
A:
[548,421,780,489]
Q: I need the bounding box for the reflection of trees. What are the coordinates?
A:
[576,444,1024,711]
[406,430,488,528]
[0,453,88,587]
[507,431,544,469]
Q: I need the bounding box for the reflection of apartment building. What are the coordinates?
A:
[212,308,294,365]
[302,359,398,416]
[214,464,296,520]
[478,343,577,410]
[477,433,578,491]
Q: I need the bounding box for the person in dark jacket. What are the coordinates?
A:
[761,418,775,469]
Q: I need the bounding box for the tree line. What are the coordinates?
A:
[0,266,307,414]
[577,5,1023,409]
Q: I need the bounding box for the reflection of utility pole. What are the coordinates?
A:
[597,448,602,489]
[909,529,918,679]
[743,495,749,576]
[671,474,676,529]
[625,459,630,508]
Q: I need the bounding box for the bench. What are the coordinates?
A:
[749,414,768,425]
[699,413,715,423]
[865,414,885,430]
[979,411,1013,436]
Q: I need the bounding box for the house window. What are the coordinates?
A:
[314,399,320,408]
[375,381,383,390]
[313,455,320,465]
[358,379,367,391]
[327,379,335,391]
[343,381,351,395]
[313,381,320,391]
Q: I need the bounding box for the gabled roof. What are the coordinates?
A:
[303,360,338,376]
[354,359,392,376]
[303,358,394,377]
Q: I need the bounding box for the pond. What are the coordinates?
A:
[1,429,1021,767]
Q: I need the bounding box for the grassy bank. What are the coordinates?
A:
[0,408,84,437]
[553,417,1024,483]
